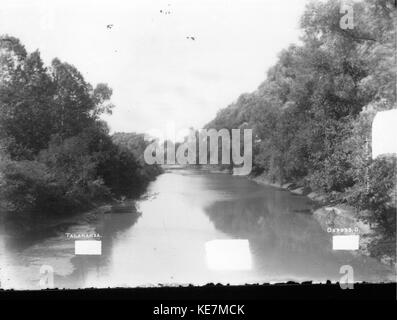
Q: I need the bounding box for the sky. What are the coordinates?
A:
[0,0,309,136]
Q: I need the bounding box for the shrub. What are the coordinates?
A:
[0,159,66,216]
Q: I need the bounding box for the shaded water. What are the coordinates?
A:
[0,169,394,289]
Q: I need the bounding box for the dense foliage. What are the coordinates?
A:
[206,0,396,245]
[0,36,161,218]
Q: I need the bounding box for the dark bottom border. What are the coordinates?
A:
[0,282,396,300]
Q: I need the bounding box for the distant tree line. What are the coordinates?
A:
[0,36,161,218]
[206,0,396,255]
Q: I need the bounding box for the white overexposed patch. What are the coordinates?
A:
[205,239,252,270]
[372,109,397,159]
[75,240,102,255]
[332,235,359,251]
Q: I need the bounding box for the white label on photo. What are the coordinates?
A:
[205,239,252,271]
[332,235,359,250]
[372,109,397,159]
[75,240,102,255]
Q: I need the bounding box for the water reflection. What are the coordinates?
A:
[0,169,394,289]
[0,201,142,289]
[203,179,393,283]
[60,201,142,288]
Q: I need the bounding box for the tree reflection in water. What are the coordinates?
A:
[202,186,359,281]
[68,201,142,288]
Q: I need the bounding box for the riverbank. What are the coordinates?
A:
[177,165,395,267]
[0,178,158,238]
[250,172,396,267]
[1,168,394,288]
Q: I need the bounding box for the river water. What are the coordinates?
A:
[0,168,394,289]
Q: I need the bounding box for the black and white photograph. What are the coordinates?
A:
[0,0,396,302]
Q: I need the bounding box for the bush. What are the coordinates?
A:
[0,132,113,217]
[346,156,396,237]
[97,145,144,198]
[0,159,65,216]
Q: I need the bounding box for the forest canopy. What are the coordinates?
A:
[206,0,396,250]
[0,36,161,218]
